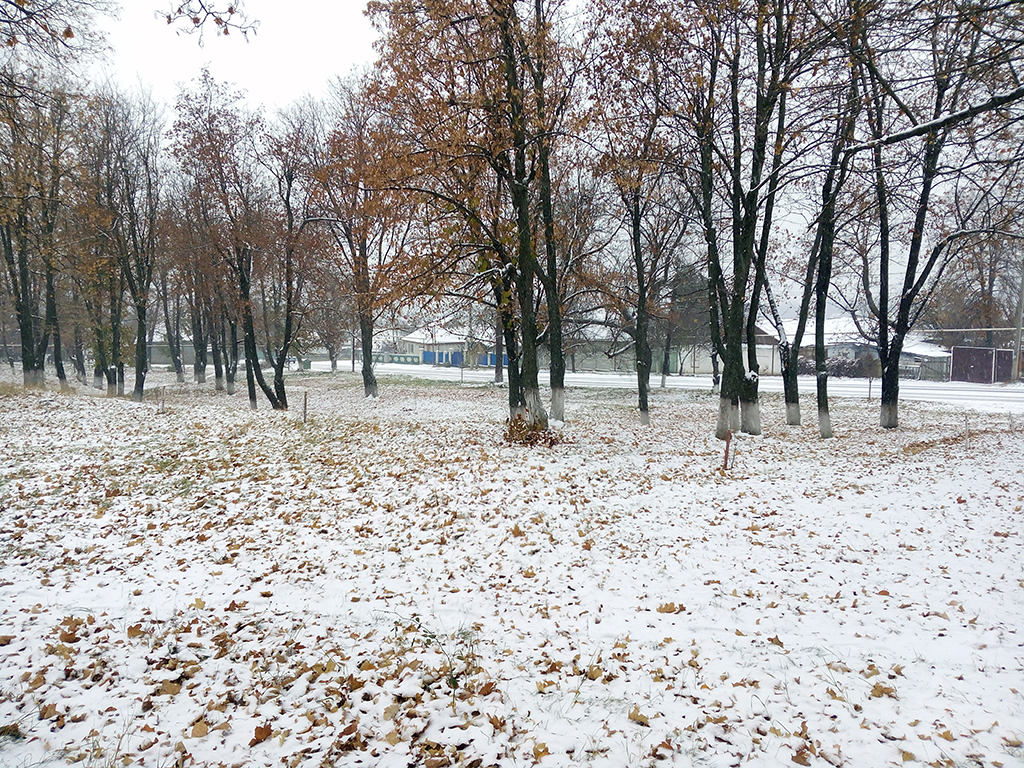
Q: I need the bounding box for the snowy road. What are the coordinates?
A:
[337,362,1024,413]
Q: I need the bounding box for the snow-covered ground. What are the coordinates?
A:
[1,369,1022,768]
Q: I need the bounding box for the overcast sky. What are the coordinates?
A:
[97,1,378,111]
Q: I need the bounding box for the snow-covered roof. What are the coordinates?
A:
[779,317,865,347]
[902,339,951,359]
[401,327,466,346]
[777,316,950,358]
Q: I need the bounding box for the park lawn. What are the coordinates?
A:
[1,372,1022,767]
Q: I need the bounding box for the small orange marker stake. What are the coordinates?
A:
[722,429,732,471]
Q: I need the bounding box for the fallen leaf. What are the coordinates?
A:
[249,723,272,747]
[628,706,650,726]
[870,682,897,699]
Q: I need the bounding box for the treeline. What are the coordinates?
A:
[2,0,1023,435]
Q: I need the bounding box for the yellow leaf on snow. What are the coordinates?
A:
[938,729,955,741]
[628,706,650,726]
[191,720,209,738]
[385,730,401,745]
[532,742,550,760]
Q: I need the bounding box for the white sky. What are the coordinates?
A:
[96,1,379,110]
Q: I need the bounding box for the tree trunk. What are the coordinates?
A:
[493,310,504,384]
[192,308,208,384]
[132,304,147,402]
[71,322,87,384]
[879,337,902,429]
[716,354,742,439]
[210,318,224,392]
[358,310,377,398]
[660,330,672,389]
[814,310,833,439]
[239,266,284,410]
[160,276,185,383]
[225,318,238,395]
[44,263,69,393]
[498,4,547,430]
[630,195,652,426]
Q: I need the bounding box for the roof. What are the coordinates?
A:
[777,316,950,359]
[400,328,466,346]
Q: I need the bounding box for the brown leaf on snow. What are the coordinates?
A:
[27,671,46,691]
[191,720,209,738]
[0,635,14,646]
[870,682,897,699]
[791,749,812,765]
[768,635,784,648]
[158,680,182,696]
[127,624,144,639]
[249,722,272,746]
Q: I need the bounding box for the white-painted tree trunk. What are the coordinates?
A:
[523,387,548,429]
[881,401,898,429]
[550,387,565,423]
[818,407,833,439]
[715,398,739,440]
[740,399,762,435]
[786,402,801,426]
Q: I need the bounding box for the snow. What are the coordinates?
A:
[1,369,1023,768]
